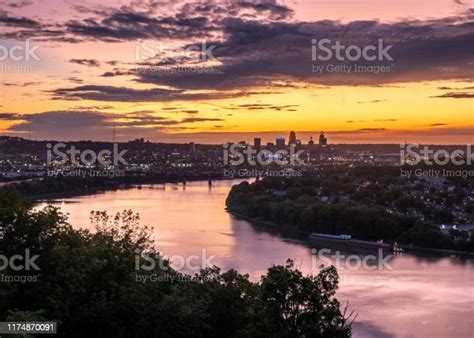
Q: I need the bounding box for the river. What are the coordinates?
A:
[35,179,474,338]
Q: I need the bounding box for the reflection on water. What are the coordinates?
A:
[35,180,474,338]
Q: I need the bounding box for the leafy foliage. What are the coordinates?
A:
[0,191,351,337]
[226,179,462,250]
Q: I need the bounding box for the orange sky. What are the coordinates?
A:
[0,0,473,143]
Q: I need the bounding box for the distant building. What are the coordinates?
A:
[189,142,196,153]
[289,131,297,145]
[308,136,314,146]
[254,138,261,151]
[276,137,285,149]
[319,131,328,146]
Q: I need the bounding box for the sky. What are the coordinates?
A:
[0,0,473,144]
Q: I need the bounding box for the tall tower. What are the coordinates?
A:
[254,137,261,151]
[319,131,327,146]
[276,137,285,149]
[189,142,196,153]
[289,131,296,145]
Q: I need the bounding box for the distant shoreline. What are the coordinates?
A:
[227,210,474,258]
[29,177,242,202]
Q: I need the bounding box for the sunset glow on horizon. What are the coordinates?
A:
[0,0,473,144]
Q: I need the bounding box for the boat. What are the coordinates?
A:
[308,233,352,242]
[309,233,400,252]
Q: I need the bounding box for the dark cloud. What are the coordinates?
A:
[69,59,101,67]
[3,110,180,128]
[235,103,299,111]
[50,85,275,102]
[430,92,474,98]
[430,123,447,126]
[64,11,211,42]
[101,69,134,77]
[60,1,292,43]
[2,2,472,93]
[357,99,388,104]
[68,105,114,110]
[2,110,230,141]
[181,117,224,123]
[4,0,33,8]
[234,1,293,20]
[437,86,474,90]
[358,128,386,131]
[0,113,20,120]
[1,81,42,87]
[66,77,84,84]
[2,110,192,140]
[373,119,397,122]
[133,10,474,89]
[0,10,39,28]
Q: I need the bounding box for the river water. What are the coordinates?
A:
[36,180,474,338]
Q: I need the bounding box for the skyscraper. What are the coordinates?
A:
[189,142,196,153]
[289,131,296,145]
[254,137,261,151]
[276,137,285,149]
[319,132,328,146]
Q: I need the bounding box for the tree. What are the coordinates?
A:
[260,260,353,337]
[0,191,352,337]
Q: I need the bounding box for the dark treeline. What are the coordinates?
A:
[0,174,223,199]
[226,172,474,252]
[0,191,352,337]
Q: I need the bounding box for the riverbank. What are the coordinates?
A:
[227,210,474,258]
[3,175,234,202]
[227,209,309,238]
